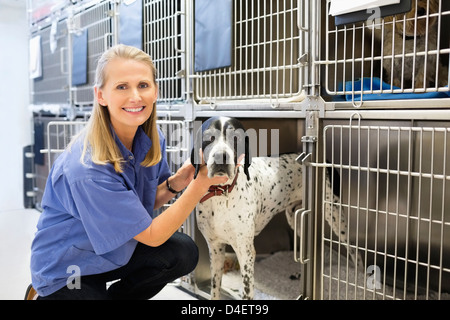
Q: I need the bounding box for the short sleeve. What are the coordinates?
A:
[157,129,172,184]
[70,177,152,255]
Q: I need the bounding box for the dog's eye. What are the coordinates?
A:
[203,132,216,142]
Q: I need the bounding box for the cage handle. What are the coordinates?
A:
[103,32,113,51]
[294,208,310,264]
[174,11,185,53]
[298,0,309,31]
[60,47,68,75]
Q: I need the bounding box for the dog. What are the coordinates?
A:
[380,0,448,88]
[191,116,360,299]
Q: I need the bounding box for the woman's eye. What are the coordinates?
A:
[139,83,149,89]
[116,84,127,90]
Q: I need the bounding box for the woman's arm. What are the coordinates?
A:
[153,159,195,210]
[134,164,227,247]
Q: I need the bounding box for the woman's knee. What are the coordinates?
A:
[173,232,199,272]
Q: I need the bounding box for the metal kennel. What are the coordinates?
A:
[192,0,309,110]
[319,0,450,108]
[25,0,450,300]
[69,0,118,109]
[302,0,450,300]
[28,0,118,118]
[315,119,450,300]
[143,0,188,107]
[29,13,71,108]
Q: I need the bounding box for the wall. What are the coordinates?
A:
[0,1,32,211]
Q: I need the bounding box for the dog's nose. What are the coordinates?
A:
[213,151,230,164]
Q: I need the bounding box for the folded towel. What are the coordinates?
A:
[338,77,450,101]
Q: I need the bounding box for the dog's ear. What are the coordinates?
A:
[190,148,201,179]
[191,121,204,179]
[243,135,251,181]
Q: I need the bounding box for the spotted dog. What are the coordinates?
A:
[191,116,360,300]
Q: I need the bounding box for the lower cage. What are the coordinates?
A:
[318,119,450,300]
[192,212,302,300]
[184,118,305,300]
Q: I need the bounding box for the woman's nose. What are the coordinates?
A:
[129,88,142,102]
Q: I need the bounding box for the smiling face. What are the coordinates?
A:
[95,57,158,147]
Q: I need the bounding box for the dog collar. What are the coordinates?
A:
[200,171,239,203]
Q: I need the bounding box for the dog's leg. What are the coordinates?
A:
[324,172,363,268]
[208,241,226,300]
[232,239,256,300]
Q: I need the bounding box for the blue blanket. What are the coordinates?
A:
[338,77,450,101]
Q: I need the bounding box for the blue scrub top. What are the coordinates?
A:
[30,125,172,297]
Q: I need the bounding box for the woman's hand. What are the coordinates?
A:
[137,153,228,247]
[170,151,228,193]
[168,158,195,192]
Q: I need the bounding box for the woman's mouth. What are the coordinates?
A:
[123,106,145,113]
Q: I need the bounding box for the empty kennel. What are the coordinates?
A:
[192,0,309,109]
[317,120,450,299]
[143,0,188,106]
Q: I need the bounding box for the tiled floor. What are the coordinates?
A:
[0,208,197,300]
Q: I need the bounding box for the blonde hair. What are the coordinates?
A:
[77,44,161,173]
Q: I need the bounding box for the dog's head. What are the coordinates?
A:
[387,0,439,36]
[190,116,252,181]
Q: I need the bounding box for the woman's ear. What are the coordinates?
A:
[95,86,106,106]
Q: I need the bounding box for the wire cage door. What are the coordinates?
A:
[143,0,188,106]
[319,120,450,300]
[193,0,309,107]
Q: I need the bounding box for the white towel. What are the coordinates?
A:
[329,0,401,16]
[29,35,42,79]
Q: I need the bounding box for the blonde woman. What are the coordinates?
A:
[29,44,227,299]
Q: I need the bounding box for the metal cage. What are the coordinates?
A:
[320,0,450,107]
[318,120,450,299]
[193,0,308,108]
[30,17,71,107]
[143,0,187,106]
[70,0,116,108]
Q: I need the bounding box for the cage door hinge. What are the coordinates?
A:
[298,95,323,147]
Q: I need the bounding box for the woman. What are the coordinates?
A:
[29,44,227,299]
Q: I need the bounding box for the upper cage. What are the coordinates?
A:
[319,0,450,107]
